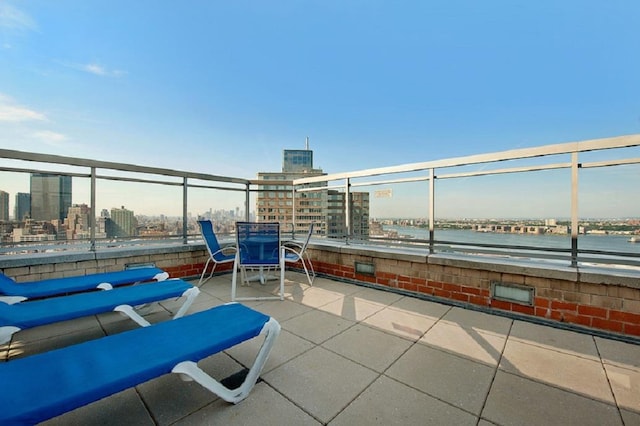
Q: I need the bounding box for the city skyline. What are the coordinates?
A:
[1,2,639,217]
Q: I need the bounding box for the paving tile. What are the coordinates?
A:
[385,343,495,415]
[620,409,640,425]
[263,346,378,424]
[350,286,405,306]
[317,294,387,322]
[13,314,101,344]
[441,306,512,336]
[247,298,313,323]
[41,388,154,426]
[602,363,640,413]
[282,308,355,344]
[137,352,242,425]
[9,325,105,359]
[173,382,321,426]
[226,328,315,374]
[362,306,438,341]
[322,323,413,372]
[389,296,452,320]
[329,375,477,425]
[595,336,640,370]
[420,320,507,366]
[183,295,225,314]
[293,286,348,309]
[510,320,599,360]
[500,339,615,404]
[309,277,363,296]
[482,371,622,426]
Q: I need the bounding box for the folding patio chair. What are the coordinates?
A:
[231,222,285,301]
[0,279,200,344]
[283,223,315,285]
[0,302,280,424]
[197,220,237,286]
[0,266,169,303]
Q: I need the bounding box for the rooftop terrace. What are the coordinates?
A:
[5,272,639,425]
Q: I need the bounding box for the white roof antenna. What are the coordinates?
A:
[305,136,309,150]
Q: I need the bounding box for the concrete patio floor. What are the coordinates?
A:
[3,272,640,425]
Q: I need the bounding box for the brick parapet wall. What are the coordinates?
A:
[0,245,212,283]
[307,244,640,338]
[2,242,639,338]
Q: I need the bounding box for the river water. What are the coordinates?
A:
[383,226,640,255]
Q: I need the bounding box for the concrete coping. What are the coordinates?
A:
[1,240,638,288]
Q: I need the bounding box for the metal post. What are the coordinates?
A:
[182,177,188,244]
[345,178,351,244]
[570,152,579,267]
[291,185,296,239]
[90,167,96,252]
[245,183,251,221]
[429,168,435,254]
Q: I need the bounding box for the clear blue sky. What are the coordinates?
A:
[1,1,639,218]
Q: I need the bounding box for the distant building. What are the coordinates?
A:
[30,174,72,222]
[0,190,9,221]
[66,204,92,240]
[256,140,370,238]
[108,206,137,237]
[14,192,30,221]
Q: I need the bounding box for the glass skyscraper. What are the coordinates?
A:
[14,192,31,221]
[0,190,9,221]
[30,174,72,222]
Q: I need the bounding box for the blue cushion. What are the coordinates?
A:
[0,279,193,329]
[0,267,167,298]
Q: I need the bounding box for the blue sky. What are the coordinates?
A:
[1,1,639,218]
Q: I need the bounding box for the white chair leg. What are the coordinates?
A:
[198,258,212,287]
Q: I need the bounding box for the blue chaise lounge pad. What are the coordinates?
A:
[0,302,270,425]
[0,267,168,298]
[0,279,193,329]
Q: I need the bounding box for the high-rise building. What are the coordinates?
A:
[257,145,326,235]
[66,203,92,240]
[108,206,137,237]
[256,141,370,238]
[30,174,72,222]
[0,190,9,221]
[14,192,30,221]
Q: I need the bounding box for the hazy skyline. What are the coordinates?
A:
[1,1,639,218]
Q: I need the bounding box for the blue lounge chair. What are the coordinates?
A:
[0,279,200,344]
[0,267,169,303]
[0,302,280,425]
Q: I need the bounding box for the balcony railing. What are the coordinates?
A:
[1,133,640,269]
[293,134,640,268]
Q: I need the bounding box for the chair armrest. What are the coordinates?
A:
[282,241,303,250]
[213,246,237,257]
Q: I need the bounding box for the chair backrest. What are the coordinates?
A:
[198,220,224,260]
[236,222,281,267]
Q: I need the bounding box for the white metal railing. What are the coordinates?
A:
[293,134,640,267]
[2,135,640,269]
[0,149,252,252]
